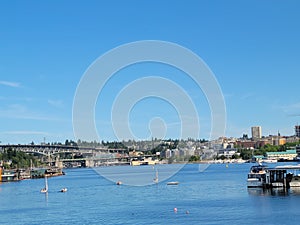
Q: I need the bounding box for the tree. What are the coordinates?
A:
[238,149,253,160]
[218,155,226,160]
[189,155,200,162]
[0,148,41,169]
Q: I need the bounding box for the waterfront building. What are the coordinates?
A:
[165,149,172,158]
[218,149,239,158]
[266,149,297,161]
[296,146,300,157]
[255,139,271,148]
[272,136,287,146]
[286,136,300,143]
[251,126,262,140]
[0,168,19,182]
[295,125,300,137]
[236,140,256,149]
[171,149,179,157]
[251,155,265,162]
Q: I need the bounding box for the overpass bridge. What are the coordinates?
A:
[0,144,155,168]
[0,144,128,155]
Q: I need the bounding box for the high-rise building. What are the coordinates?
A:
[295,125,300,137]
[251,126,262,140]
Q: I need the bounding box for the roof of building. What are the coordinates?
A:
[266,149,296,155]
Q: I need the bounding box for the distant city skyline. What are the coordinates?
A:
[1,1,300,144]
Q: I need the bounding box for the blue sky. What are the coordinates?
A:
[0,0,300,144]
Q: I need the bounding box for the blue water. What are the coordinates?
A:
[1,163,300,225]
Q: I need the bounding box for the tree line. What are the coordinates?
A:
[0,148,41,169]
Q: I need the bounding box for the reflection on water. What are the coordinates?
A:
[289,187,300,195]
[43,192,48,204]
[248,187,300,196]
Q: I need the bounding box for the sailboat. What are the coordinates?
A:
[40,176,48,193]
[60,187,67,192]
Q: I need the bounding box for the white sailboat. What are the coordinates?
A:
[40,176,48,193]
[60,187,68,192]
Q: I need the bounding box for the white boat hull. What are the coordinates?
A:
[247,178,263,188]
[289,182,300,187]
[272,182,284,188]
[167,181,179,185]
[289,176,300,187]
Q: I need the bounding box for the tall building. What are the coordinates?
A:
[295,125,300,137]
[251,126,262,140]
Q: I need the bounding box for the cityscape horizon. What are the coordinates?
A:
[1,124,300,146]
[1,1,300,144]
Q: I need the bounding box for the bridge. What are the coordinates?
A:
[0,144,128,155]
[0,144,156,168]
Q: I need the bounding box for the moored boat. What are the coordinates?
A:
[247,164,268,188]
[289,175,300,187]
[60,188,68,192]
[167,181,179,185]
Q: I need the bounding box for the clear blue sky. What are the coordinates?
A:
[1,0,300,144]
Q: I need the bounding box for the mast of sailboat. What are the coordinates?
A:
[45,176,48,191]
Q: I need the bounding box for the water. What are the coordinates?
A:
[1,163,300,225]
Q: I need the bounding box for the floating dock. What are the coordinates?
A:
[262,165,300,189]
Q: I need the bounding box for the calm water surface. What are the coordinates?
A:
[1,163,300,225]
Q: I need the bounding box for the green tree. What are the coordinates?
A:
[0,148,41,169]
[189,155,200,162]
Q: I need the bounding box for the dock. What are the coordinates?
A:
[262,165,300,189]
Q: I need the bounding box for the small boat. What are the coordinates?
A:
[289,175,300,187]
[167,181,179,185]
[116,181,122,185]
[40,188,48,193]
[247,164,268,188]
[60,188,68,192]
[40,176,48,193]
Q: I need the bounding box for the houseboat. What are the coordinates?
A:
[0,168,19,182]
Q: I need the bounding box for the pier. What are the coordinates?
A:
[256,165,300,189]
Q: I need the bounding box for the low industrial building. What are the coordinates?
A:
[266,149,297,161]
